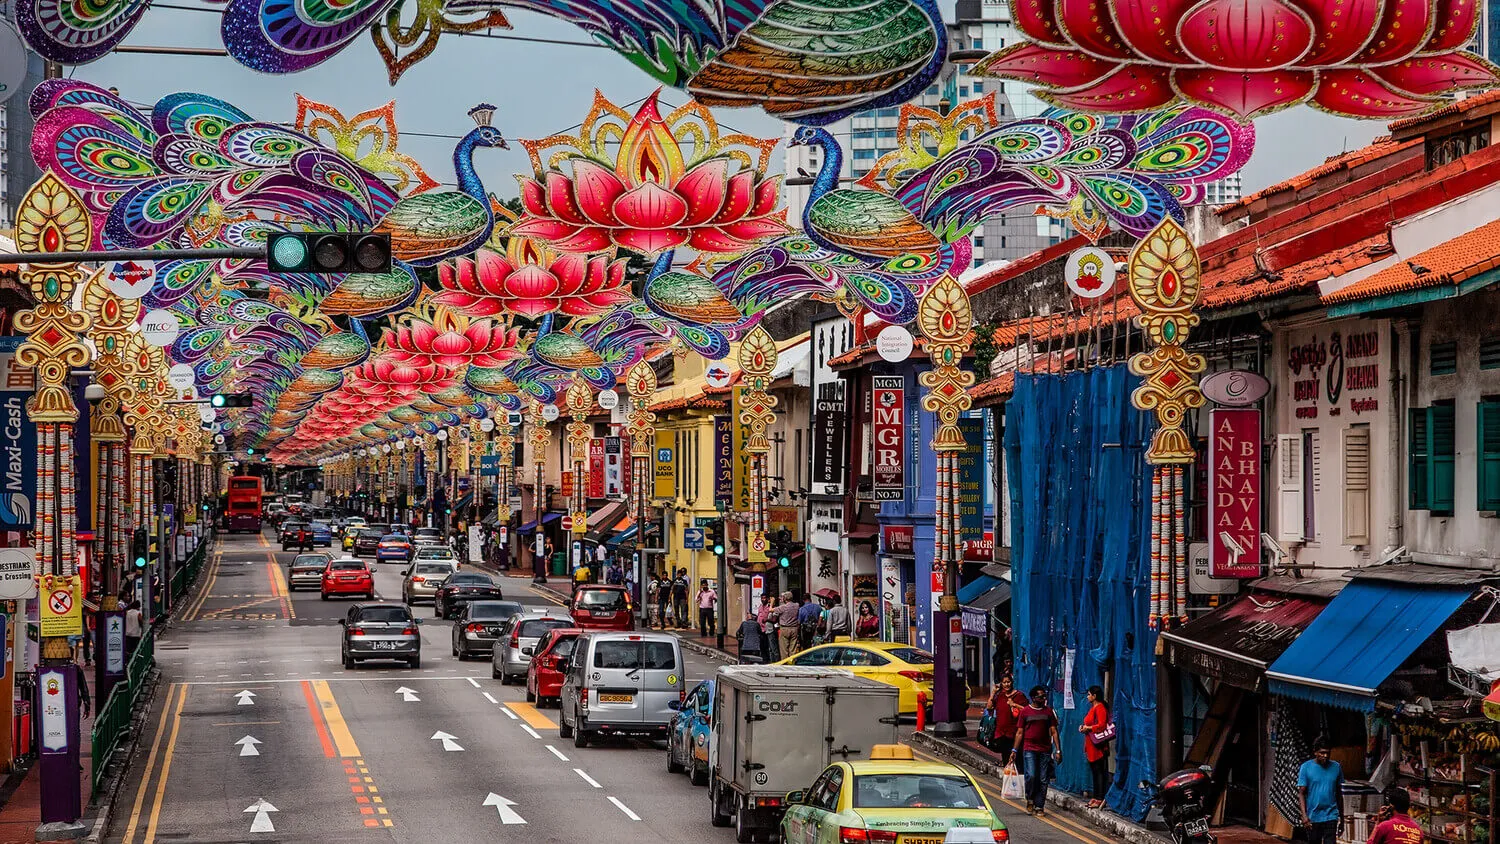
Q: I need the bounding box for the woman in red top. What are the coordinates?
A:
[1079,686,1111,807]
[982,674,1027,757]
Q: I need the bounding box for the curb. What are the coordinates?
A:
[906,731,1167,844]
[83,668,161,844]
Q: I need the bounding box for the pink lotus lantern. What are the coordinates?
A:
[436,238,632,318]
[384,313,525,369]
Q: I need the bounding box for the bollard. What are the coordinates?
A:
[916,692,927,732]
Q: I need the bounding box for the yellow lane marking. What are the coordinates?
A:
[528,585,566,607]
[143,683,190,844]
[266,559,295,619]
[311,679,361,758]
[122,683,181,844]
[211,720,280,726]
[907,745,1103,844]
[182,552,221,621]
[505,701,558,730]
[258,534,270,548]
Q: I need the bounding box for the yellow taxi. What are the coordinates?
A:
[781,745,1008,844]
[341,525,361,552]
[777,642,953,715]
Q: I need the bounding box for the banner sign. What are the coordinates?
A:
[1209,408,1262,577]
[653,430,676,499]
[713,416,732,505]
[604,437,624,497]
[812,378,848,495]
[0,337,36,532]
[871,376,905,501]
[480,455,500,477]
[882,525,914,556]
[588,439,606,499]
[731,388,753,512]
[957,416,984,542]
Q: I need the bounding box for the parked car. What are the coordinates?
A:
[451,600,525,659]
[403,560,459,604]
[287,553,331,591]
[568,584,634,631]
[776,642,955,716]
[492,613,572,683]
[433,572,503,619]
[321,558,374,601]
[339,603,421,669]
[376,534,412,565]
[558,632,684,747]
[309,520,334,547]
[352,528,383,556]
[525,627,583,706]
[667,679,714,786]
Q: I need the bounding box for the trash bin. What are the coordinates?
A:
[551,551,567,577]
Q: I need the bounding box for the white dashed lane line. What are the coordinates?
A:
[520,725,540,739]
[608,797,640,821]
[545,745,568,762]
[574,769,601,788]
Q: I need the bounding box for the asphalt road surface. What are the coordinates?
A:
[106,531,1099,843]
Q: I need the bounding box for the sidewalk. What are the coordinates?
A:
[0,661,99,843]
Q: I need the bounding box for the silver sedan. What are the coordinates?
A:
[492,613,573,684]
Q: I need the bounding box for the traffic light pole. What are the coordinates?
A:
[0,246,262,265]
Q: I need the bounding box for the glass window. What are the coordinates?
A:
[448,573,493,585]
[875,107,898,117]
[357,607,411,623]
[974,236,984,247]
[520,617,572,637]
[792,647,840,667]
[970,38,983,49]
[592,640,678,669]
[329,561,366,571]
[926,85,938,95]
[853,129,874,141]
[886,647,934,665]
[839,647,889,667]
[852,148,877,160]
[813,768,845,811]
[960,86,969,97]
[578,588,628,610]
[467,602,523,620]
[877,128,897,139]
[973,81,985,93]
[552,637,578,658]
[852,774,983,809]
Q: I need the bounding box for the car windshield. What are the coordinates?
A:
[851,774,984,810]
[576,589,627,610]
[380,535,407,543]
[887,648,934,666]
[519,618,571,638]
[552,637,578,658]
[414,563,452,575]
[358,530,382,538]
[292,555,328,566]
[468,602,522,620]
[449,573,492,586]
[417,549,453,558]
[330,561,365,571]
[311,522,330,530]
[415,529,440,538]
[358,607,411,623]
[591,640,676,670]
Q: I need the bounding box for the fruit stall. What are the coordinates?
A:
[1390,709,1500,844]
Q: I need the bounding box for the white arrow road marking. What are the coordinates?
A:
[574,769,601,788]
[608,796,640,821]
[483,793,526,825]
[431,731,464,751]
[235,690,256,706]
[244,799,278,833]
[545,745,568,762]
[395,686,420,702]
[235,735,262,757]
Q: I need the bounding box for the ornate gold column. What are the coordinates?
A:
[527,398,553,578]
[421,432,437,528]
[83,270,136,609]
[495,411,516,524]
[736,327,778,570]
[625,362,657,570]
[916,273,975,736]
[565,378,593,544]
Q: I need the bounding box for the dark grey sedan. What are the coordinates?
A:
[340,603,421,668]
[451,600,525,659]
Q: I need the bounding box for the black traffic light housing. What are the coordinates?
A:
[267,232,392,275]
[211,393,253,408]
[132,528,149,569]
[707,520,725,556]
[770,527,794,568]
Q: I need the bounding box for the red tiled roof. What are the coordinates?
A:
[1216,136,1416,219]
[1323,218,1500,305]
[962,234,1094,298]
[970,372,1014,404]
[1389,90,1500,132]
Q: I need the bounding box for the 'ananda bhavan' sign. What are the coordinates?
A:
[1209,408,1261,578]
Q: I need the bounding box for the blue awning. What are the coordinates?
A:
[1266,579,1473,712]
[452,492,473,511]
[518,511,564,533]
[959,574,1006,606]
[605,525,637,547]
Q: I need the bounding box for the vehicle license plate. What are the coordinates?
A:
[900,836,944,844]
[1184,818,1209,836]
[371,642,400,650]
[591,610,614,617]
[599,693,633,703]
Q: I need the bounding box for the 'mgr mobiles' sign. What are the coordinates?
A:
[0,338,35,532]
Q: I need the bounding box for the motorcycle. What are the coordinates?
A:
[1140,766,1216,844]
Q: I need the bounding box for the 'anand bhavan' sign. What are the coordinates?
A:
[872,376,905,501]
[1209,408,1261,578]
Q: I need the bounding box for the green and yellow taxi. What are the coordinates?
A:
[780,746,1008,844]
[341,524,362,552]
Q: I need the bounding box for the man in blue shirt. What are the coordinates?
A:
[797,596,822,649]
[1297,737,1344,844]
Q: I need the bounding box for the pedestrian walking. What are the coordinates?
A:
[571,560,591,594]
[1008,686,1062,816]
[776,591,801,658]
[646,573,662,628]
[124,601,143,657]
[656,571,672,629]
[734,610,764,664]
[757,594,779,661]
[797,594,821,649]
[824,598,851,642]
[854,600,879,639]
[980,674,1026,756]
[1298,736,1344,844]
[1367,788,1422,844]
[672,569,690,630]
[1079,686,1112,807]
[696,579,717,638]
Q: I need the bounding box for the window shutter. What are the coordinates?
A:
[1430,404,1456,515]
[1481,402,1500,511]
[1277,434,1304,543]
[1342,426,1371,545]
[1409,408,1430,510]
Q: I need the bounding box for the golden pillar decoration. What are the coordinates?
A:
[625,361,657,569]
[1125,218,1204,628]
[917,274,975,615]
[13,172,92,673]
[565,378,593,538]
[421,432,437,526]
[495,409,516,524]
[527,398,553,570]
[736,326,778,569]
[83,269,138,608]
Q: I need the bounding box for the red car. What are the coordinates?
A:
[321,558,374,600]
[526,627,582,706]
[569,585,635,631]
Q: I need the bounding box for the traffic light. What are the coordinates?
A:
[132,528,149,569]
[771,527,794,568]
[211,393,253,408]
[267,232,392,275]
[707,521,725,556]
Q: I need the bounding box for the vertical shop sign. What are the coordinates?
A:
[957,416,984,542]
[1208,408,1262,577]
[713,416,732,505]
[653,430,676,499]
[812,378,848,495]
[731,388,753,512]
[871,376,905,501]
[0,338,36,531]
[588,438,605,499]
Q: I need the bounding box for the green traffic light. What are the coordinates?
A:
[247,448,254,455]
[779,557,790,568]
[269,233,310,270]
[713,544,725,555]
[134,556,147,568]
[211,394,226,408]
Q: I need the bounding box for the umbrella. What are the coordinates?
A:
[814,587,841,601]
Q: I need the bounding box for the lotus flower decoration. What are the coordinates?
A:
[348,359,455,396]
[436,238,633,318]
[509,90,789,256]
[975,0,1500,119]
[384,314,525,369]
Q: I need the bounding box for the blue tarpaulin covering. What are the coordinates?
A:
[1005,366,1156,819]
[959,574,1005,605]
[1266,579,1472,712]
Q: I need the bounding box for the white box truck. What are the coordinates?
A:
[708,665,901,843]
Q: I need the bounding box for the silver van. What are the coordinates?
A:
[558,632,683,748]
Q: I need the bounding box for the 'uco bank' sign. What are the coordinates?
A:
[1209,408,1261,578]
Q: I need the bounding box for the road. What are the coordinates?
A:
[106,531,1100,843]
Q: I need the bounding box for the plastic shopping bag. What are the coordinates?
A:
[1001,765,1026,800]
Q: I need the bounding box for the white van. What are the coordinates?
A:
[558,632,683,748]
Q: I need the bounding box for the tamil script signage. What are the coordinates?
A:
[1286,319,1387,421]
[713,416,732,505]
[1208,408,1262,578]
[957,416,984,542]
[871,376,905,501]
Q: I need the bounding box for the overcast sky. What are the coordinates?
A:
[74,7,1388,200]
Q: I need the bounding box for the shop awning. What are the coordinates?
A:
[843,524,878,541]
[959,574,1011,611]
[1266,579,1475,711]
[519,511,564,533]
[584,501,629,542]
[1161,592,1328,692]
[604,525,637,547]
[452,492,473,511]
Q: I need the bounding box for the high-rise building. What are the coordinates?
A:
[0,25,43,231]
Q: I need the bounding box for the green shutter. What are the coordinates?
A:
[1430,404,1456,515]
[1410,407,1430,510]
[1481,402,1500,510]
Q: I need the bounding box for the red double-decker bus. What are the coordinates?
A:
[226,475,264,533]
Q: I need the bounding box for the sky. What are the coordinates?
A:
[72,5,1389,201]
